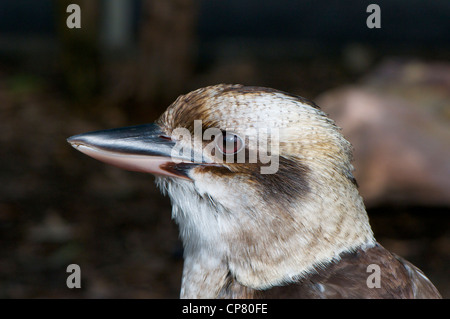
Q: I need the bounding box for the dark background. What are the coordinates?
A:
[0,0,448,298]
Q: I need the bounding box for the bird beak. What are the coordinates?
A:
[67,123,196,179]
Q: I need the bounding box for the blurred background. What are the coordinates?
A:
[0,0,449,298]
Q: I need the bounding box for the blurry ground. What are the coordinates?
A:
[0,54,448,298]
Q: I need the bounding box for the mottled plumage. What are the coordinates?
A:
[68,84,441,299]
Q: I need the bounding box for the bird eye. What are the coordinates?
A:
[216,132,244,155]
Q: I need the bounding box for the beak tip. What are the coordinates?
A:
[66,135,77,144]
[67,135,84,149]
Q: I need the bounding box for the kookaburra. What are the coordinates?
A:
[68,84,441,299]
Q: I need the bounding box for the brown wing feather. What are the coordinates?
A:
[257,243,441,299]
[393,254,442,299]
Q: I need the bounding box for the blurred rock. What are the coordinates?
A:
[362,59,450,119]
[316,60,450,207]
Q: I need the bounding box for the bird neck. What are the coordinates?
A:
[158,175,375,298]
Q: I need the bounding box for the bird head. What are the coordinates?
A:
[68,84,374,293]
